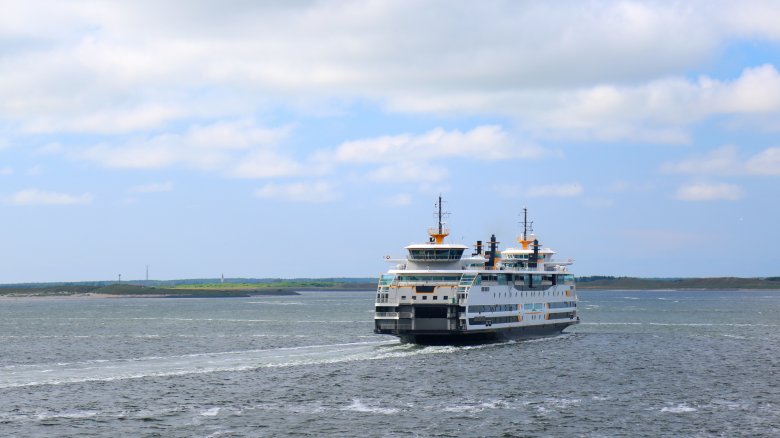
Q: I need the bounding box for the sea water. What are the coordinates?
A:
[0,290,778,437]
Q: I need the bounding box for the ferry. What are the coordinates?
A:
[374,197,578,344]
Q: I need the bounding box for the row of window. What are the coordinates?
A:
[523,303,545,312]
[469,304,518,313]
[398,275,461,282]
[468,302,576,313]
[411,295,449,301]
[491,289,570,298]
[469,316,518,325]
[407,249,465,261]
[474,274,575,285]
[548,301,577,309]
[379,273,575,287]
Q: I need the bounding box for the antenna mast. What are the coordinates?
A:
[518,207,535,249]
[428,195,450,244]
[521,207,534,239]
[438,195,443,235]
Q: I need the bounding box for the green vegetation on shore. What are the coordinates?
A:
[576,276,780,290]
[1,277,778,297]
[0,279,376,297]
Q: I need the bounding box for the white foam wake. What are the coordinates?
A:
[0,341,405,389]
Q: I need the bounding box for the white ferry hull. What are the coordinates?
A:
[374,201,577,345]
[374,273,579,345]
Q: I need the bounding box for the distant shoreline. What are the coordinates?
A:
[0,280,377,298]
[0,290,306,299]
[1,276,778,298]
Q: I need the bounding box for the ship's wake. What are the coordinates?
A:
[0,340,495,388]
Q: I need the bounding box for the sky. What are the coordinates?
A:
[1,1,780,283]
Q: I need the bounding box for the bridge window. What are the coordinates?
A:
[408,248,465,261]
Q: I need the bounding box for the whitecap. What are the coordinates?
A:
[442,399,507,413]
[546,398,581,408]
[342,398,399,415]
[199,407,221,417]
[36,410,99,420]
[660,404,697,413]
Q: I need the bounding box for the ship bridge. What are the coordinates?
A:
[404,244,468,262]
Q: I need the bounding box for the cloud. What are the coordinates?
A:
[23,104,186,134]
[254,181,340,203]
[322,125,544,185]
[674,182,743,201]
[330,125,543,164]
[513,64,780,143]
[384,193,412,207]
[493,182,584,198]
[663,145,780,176]
[0,167,12,176]
[6,188,93,205]
[662,145,739,175]
[5,2,778,144]
[75,119,292,171]
[35,142,63,155]
[527,183,584,198]
[368,162,449,183]
[128,181,173,193]
[1,0,780,188]
[230,150,308,179]
[745,147,780,175]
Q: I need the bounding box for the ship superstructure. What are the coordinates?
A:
[374,197,578,344]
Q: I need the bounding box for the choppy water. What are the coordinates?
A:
[1,290,778,437]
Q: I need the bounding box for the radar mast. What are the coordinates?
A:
[518,207,535,250]
[428,195,450,244]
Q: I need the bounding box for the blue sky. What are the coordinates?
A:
[2,1,780,283]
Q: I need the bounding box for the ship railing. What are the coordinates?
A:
[375,312,399,318]
[396,281,460,286]
[398,312,414,319]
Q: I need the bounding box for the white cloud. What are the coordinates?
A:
[330,125,542,164]
[0,0,779,182]
[75,119,292,171]
[23,104,186,134]
[527,183,584,198]
[745,147,780,175]
[230,150,307,179]
[663,145,739,175]
[5,2,777,144]
[128,182,173,193]
[312,125,545,186]
[35,142,63,155]
[493,182,584,198]
[664,145,780,176]
[368,162,449,183]
[384,193,412,207]
[675,182,743,201]
[516,65,780,143]
[255,181,340,203]
[7,188,93,205]
[0,167,12,176]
